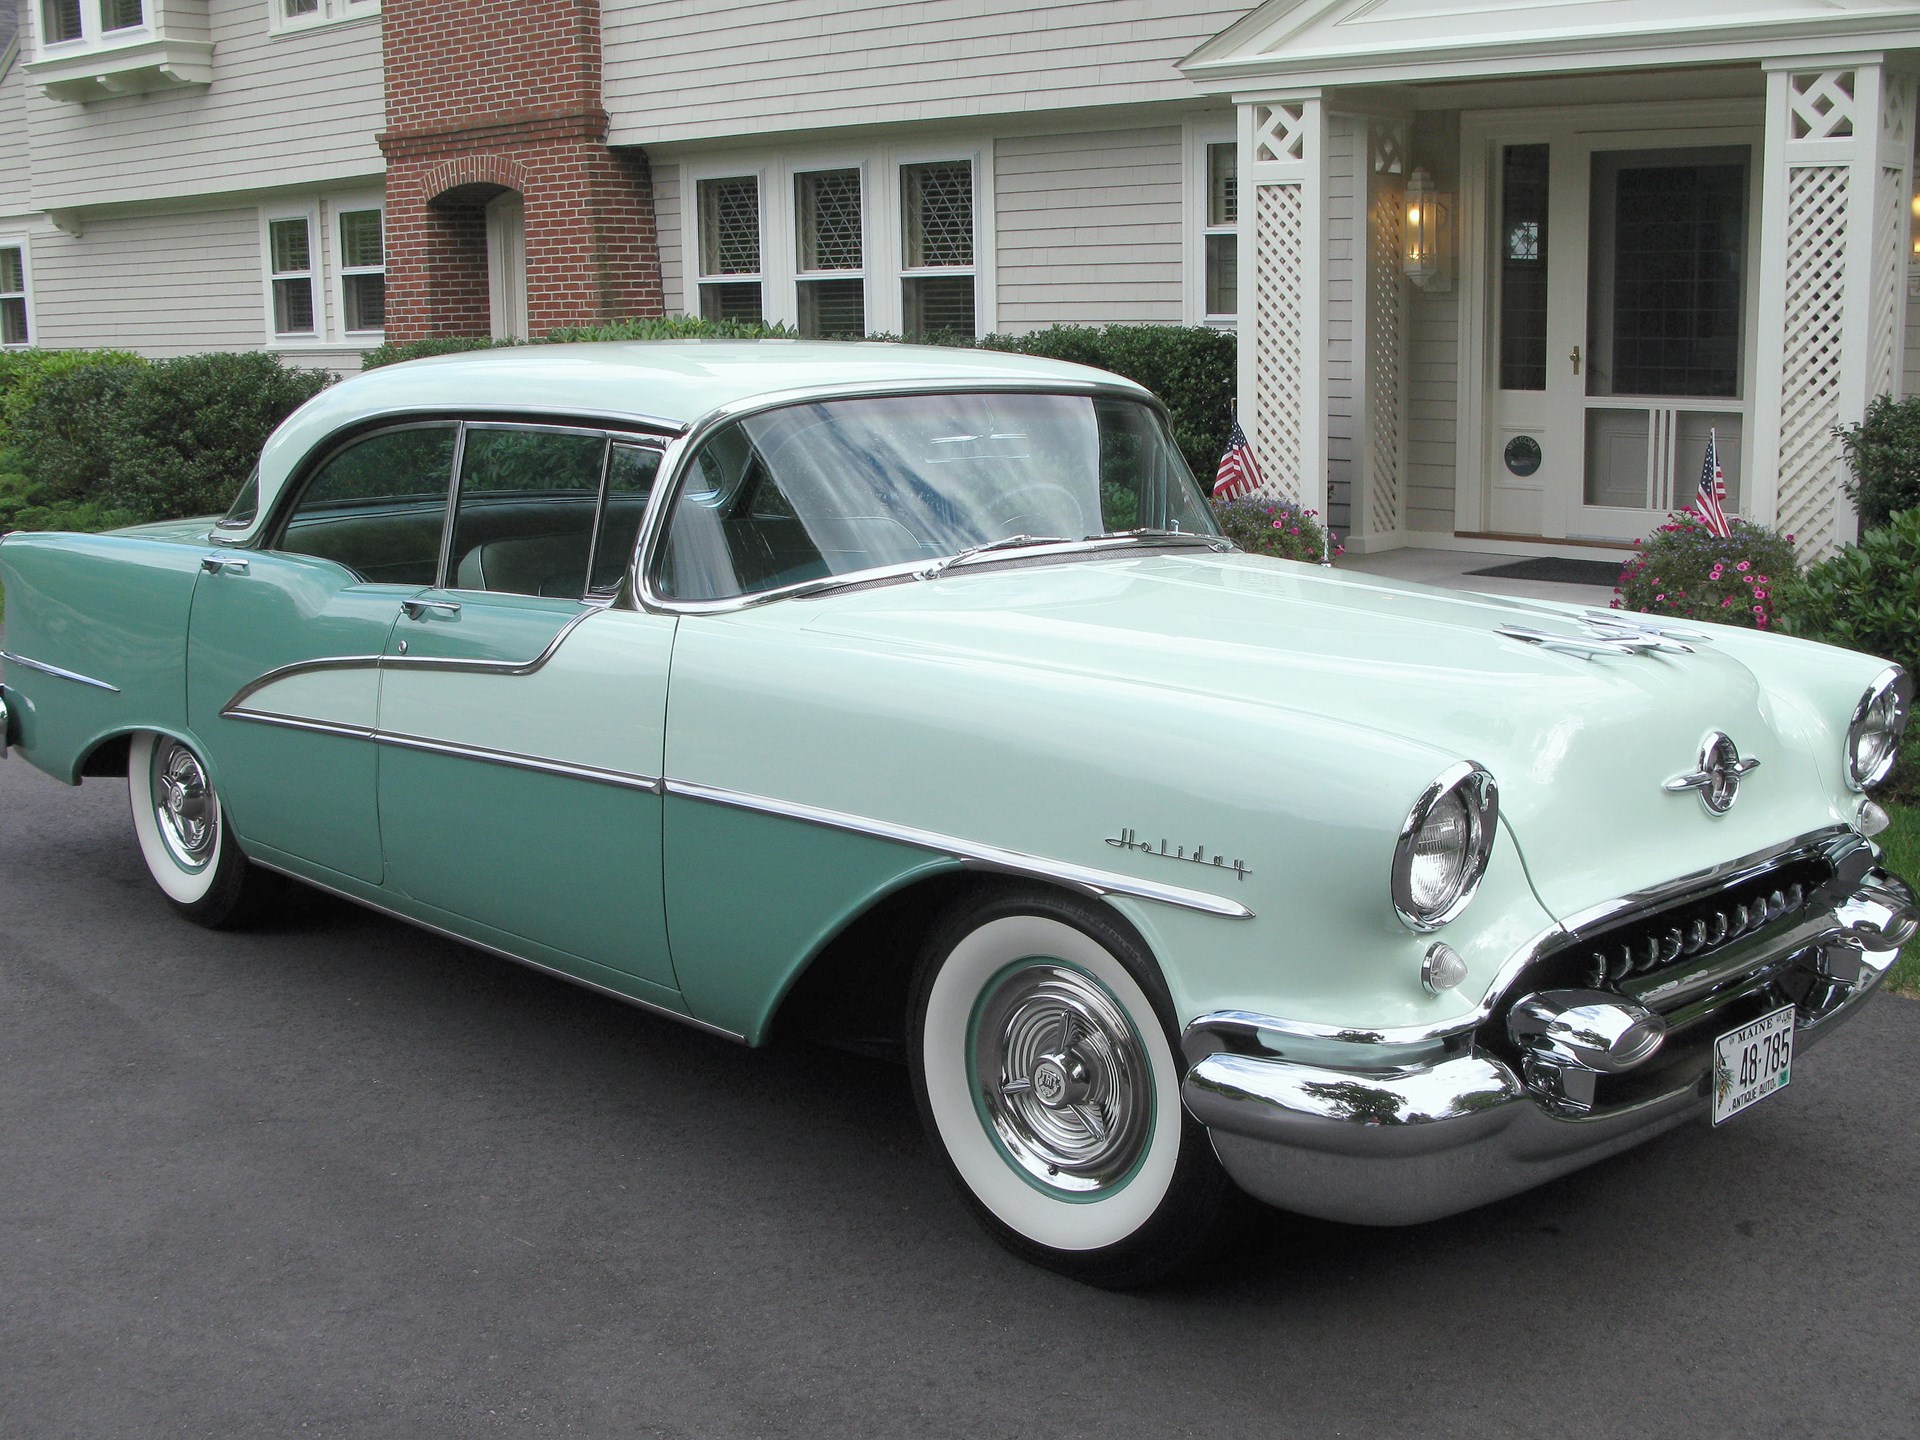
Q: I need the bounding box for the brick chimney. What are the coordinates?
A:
[376,0,662,342]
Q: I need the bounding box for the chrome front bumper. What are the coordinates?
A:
[1181,866,1915,1226]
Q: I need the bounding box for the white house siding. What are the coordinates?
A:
[655,164,683,318]
[23,0,383,212]
[27,207,264,355]
[994,127,1185,332]
[1323,113,1358,537]
[0,44,29,218]
[602,1,1252,147]
[1904,287,1920,401]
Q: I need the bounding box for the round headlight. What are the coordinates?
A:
[1845,667,1912,792]
[1391,763,1499,931]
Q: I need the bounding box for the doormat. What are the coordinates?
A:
[1467,557,1624,586]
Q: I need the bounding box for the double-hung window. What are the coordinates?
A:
[899,160,976,337]
[1191,133,1238,325]
[267,214,317,338]
[261,199,386,344]
[38,0,145,45]
[687,148,987,339]
[795,168,866,339]
[272,0,380,33]
[0,243,30,348]
[697,176,764,324]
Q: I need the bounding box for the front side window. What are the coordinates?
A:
[338,208,386,333]
[0,246,29,347]
[275,425,458,584]
[697,176,763,324]
[655,393,1214,603]
[268,216,316,337]
[900,160,975,337]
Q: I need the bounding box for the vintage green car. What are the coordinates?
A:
[0,342,1912,1285]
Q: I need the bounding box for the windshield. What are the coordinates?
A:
[653,391,1219,602]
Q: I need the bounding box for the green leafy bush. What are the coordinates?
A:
[1834,393,1920,531]
[544,315,797,344]
[1210,496,1339,564]
[357,335,520,371]
[1612,513,1799,629]
[10,351,333,527]
[0,348,145,444]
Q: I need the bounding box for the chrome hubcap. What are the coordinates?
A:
[152,741,216,869]
[974,962,1152,1194]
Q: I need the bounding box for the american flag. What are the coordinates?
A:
[1213,415,1265,501]
[1689,429,1731,537]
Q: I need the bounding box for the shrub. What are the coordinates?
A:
[1210,496,1339,564]
[1612,513,1799,629]
[99,352,335,521]
[11,351,334,526]
[544,315,797,344]
[984,325,1235,486]
[0,348,145,444]
[358,335,520,371]
[1834,393,1920,531]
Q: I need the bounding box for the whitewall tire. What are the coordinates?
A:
[127,731,270,928]
[910,887,1232,1286]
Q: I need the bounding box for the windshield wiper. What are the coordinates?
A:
[913,534,1072,581]
[1089,528,1235,551]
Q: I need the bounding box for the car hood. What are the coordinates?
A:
[795,550,1852,923]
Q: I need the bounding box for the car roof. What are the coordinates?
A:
[238,340,1149,544]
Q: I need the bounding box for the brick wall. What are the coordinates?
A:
[377,0,662,341]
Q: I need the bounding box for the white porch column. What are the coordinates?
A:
[1237,92,1327,513]
[1750,57,1916,558]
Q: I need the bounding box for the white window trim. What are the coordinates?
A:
[333,192,386,339]
[269,0,382,39]
[33,0,154,55]
[258,193,388,347]
[682,140,996,338]
[1184,124,1238,329]
[789,158,871,336]
[0,235,35,350]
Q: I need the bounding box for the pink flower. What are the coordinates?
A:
[1656,593,1667,601]
[1757,575,1769,584]
[1737,561,1751,571]
[1722,598,1733,607]
[1754,588,1769,599]
[1272,520,1285,529]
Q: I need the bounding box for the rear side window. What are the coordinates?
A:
[274,425,458,585]
[448,427,607,598]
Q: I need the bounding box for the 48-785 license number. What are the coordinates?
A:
[1713,1005,1796,1126]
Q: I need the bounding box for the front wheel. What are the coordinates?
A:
[909,887,1233,1287]
[127,731,273,928]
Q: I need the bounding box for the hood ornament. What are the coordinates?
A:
[1664,732,1760,814]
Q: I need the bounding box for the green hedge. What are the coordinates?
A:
[3,350,334,532]
[363,318,1236,485]
[1834,394,1920,532]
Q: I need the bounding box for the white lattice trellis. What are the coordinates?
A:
[1365,177,1404,537]
[1775,165,1849,552]
[1883,73,1914,155]
[1788,71,1858,141]
[1870,164,1905,399]
[1252,182,1305,501]
[1253,103,1308,165]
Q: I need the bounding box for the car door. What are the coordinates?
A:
[374,425,680,996]
[189,422,458,884]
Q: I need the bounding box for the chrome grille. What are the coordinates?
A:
[1567,853,1836,990]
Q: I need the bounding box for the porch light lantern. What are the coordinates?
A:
[1404,167,1453,292]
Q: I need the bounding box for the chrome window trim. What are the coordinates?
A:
[663,778,1255,920]
[631,380,1199,617]
[247,855,745,1044]
[0,650,122,693]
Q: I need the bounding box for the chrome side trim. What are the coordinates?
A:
[222,710,373,741]
[665,778,1256,920]
[0,650,122,693]
[247,856,744,1044]
[222,606,601,714]
[377,730,663,793]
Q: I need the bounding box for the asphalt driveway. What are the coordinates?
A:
[2,754,1916,1439]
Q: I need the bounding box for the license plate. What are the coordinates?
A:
[1712,1005,1796,1126]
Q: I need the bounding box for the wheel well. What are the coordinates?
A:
[79,733,132,779]
[767,871,1159,1061]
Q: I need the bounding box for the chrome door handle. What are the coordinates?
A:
[400,598,462,620]
[200,554,250,574]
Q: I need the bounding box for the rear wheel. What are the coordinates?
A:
[127,731,272,928]
[909,887,1233,1287]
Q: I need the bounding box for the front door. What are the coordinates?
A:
[1485,126,1760,541]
